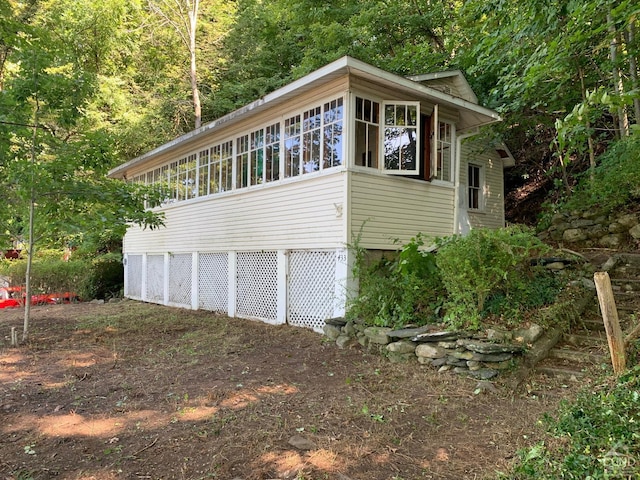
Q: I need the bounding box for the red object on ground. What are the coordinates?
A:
[0,286,79,309]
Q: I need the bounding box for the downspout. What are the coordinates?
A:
[452,128,480,235]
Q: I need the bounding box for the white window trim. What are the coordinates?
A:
[467,162,484,211]
[380,100,421,176]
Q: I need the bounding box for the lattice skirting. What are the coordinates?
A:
[124,249,347,332]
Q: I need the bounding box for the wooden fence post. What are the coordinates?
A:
[594,271,626,375]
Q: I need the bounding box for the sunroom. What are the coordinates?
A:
[108,56,510,331]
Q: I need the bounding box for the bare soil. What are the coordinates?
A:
[0,301,581,480]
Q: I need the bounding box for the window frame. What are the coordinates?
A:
[380,101,421,176]
[467,163,483,211]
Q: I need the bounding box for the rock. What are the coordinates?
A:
[357,336,369,348]
[446,357,469,367]
[415,344,446,359]
[608,222,627,234]
[630,224,640,240]
[325,317,347,327]
[513,324,543,344]
[490,360,514,370]
[562,228,587,243]
[601,256,619,271]
[388,325,434,339]
[107,297,121,303]
[430,357,448,367]
[453,366,469,375]
[288,435,316,451]
[467,368,499,380]
[342,321,356,336]
[412,331,464,343]
[475,380,498,394]
[582,209,600,220]
[364,327,392,345]
[551,212,567,225]
[467,360,481,371]
[387,352,415,363]
[472,352,513,362]
[417,356,432,365]
[586,224,608,240]
[323,324,342,340]
[335,335,355,349]
[486,328,512,342]
[570,218,595,229]
[457,340,523,354]
[599,234,625,248]
[545,262,566,271]
[617,213,639,229]
[90,299,105,304]
[448,350,474,360]
[437,341,458,349]
[386,340,416,354]
[438,365,452,373]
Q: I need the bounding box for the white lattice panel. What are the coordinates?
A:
[169,254,192,306]
[146,255,165,303]
[198,253,228,312]
[236,251,278,321]
[126,255,143,298]
[287,250,337,331]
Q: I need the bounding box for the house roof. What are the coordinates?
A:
[405,70,479,104]
[108,56,502,179]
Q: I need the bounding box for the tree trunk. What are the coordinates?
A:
[23,95,39,342]
[188,0,201,130]
[608,11,629,137]
[578,66,597,183]
[627,21,640,123]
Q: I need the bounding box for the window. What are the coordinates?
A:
[198,148,210,197]
[382,102,420,175]
[284,114,301,178]
[302,106,322,173]
[265,123,280,182]
[135,95,344,205]
[355,97,379,168]
[323,97,343,168]
[211,140,233,193]
[468,164,482,210]
[236,135,249,189]
[434,121,453,182]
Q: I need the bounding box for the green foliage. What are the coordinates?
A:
[562,134,640,214]
[347,234,444,329]
[508,366,640,479]
[0,256,91,297]
[435,226,550,330]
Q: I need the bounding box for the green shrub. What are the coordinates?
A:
[347,234,445,329]
[562,134,640,215]
[0,256,91,295]
[0,252,123,300]
[507,366,640,479]
[435,226,550,330]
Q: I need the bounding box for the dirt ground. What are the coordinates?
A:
[0,301,582,480]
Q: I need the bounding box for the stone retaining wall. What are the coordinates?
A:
[323,320,545,380]
[539,209,640,248]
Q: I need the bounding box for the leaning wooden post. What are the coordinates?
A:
[594,272,626,375]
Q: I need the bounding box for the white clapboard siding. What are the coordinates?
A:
[461,141,506,229]
[349,171,455,249]
[123,172,346,253]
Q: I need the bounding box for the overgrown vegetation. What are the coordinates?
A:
[0,250,123,301]
[562,134,640,215]
[347,226,564,331]
[506,366,640,479]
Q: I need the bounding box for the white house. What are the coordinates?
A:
[108,56,514,332]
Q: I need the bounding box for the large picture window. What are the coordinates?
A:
[284,114,301,178]
[303,106,322,173]
[323,97,343,169]
[382,102,420,175]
